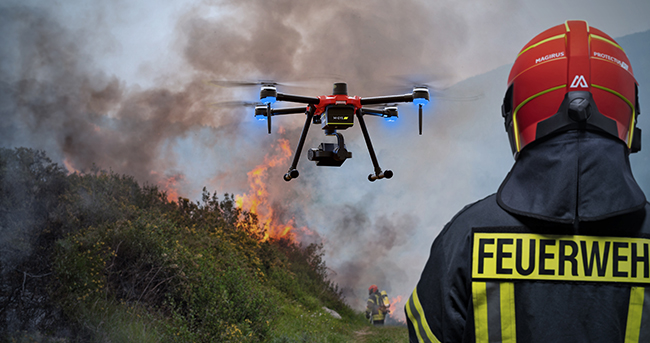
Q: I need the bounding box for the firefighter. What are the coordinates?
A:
[366,285,390,325]
[406,20,648,343]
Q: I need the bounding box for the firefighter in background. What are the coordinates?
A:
[406,20,649,342]
[366,285,390,325]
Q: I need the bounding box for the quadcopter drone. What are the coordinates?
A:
[252,82,429,182]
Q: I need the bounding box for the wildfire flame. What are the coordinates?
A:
[155,172,184,202]
[63,157,80,174]
[235,138,310,242]
[389,295,407,324]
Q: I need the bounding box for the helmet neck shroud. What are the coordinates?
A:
[497,130,646,224]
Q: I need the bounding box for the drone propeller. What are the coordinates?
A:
[211,100,261,108]
[387,74,485,102]
[207,79,327,91]
[208,80,283,87]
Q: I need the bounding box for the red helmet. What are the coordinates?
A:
[502,20,641,158]
[368,285,378,294]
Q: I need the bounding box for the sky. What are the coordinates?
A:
[1,0,649,320]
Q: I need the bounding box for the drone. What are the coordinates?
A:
[251,82,430,182]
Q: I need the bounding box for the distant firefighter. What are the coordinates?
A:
[366,285,390,325]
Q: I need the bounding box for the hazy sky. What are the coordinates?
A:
[6,0,649,87]
[2,0,649,320]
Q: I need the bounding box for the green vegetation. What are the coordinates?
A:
[0,148,407,342]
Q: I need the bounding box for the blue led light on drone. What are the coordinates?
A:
[255,114,267,121]
[413,98,429,106]
[261,96,276,105]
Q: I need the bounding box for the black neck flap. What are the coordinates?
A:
[497,130,646,224]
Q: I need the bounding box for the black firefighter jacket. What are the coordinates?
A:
[406,131,649,343]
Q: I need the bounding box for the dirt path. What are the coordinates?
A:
[353,327,372,343]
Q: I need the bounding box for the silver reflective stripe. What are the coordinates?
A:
[473,281,517,343]
[486,282,503,342]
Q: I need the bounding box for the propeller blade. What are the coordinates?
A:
[210,101,261,108]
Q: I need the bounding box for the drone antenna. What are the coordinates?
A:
[267,103,272,134]
[419,104,423,135]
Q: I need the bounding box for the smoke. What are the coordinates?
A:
[324,203,418,308]
[0,0,525,320]
[178,0,472,93]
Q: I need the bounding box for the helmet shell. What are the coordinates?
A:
[503,20,639,158]
[368,284,378,294]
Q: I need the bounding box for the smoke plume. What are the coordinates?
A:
[0,0,523,319]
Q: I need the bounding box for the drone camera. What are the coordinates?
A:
[322,104,355,130]
[308,143,352,167]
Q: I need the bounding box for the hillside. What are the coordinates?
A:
[0,147,407,342]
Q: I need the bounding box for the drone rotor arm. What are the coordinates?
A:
[360,107,398,119]
[360,94,413,106]
[276,93,320,105]
[270,106,310,116]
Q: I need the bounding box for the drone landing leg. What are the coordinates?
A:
[356,110,393,182]
[284,109,314,182]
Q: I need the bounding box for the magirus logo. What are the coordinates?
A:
[535,51,565,64]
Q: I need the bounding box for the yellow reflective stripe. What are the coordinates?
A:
[500,282,517,343]
[473,281,490,343]
[625,287,645,343]
[512,85,566,151]
[518,34,566,57]
[406,287,441,343]
[591,34,625,52]
[405,298,426,343]
[591,84,637,148]
[474,282,517,342]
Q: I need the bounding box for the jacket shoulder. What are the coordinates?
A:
[437,194,523,239]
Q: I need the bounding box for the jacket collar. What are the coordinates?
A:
[497,131,646,224]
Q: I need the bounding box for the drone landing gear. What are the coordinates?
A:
[284,108,314,181]
[356,110,393,182]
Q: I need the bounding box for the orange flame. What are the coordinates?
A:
[157,173,184,202]
[63,157,80,174]
[236,138,307,242]
[389,295,407,324]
